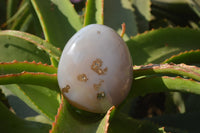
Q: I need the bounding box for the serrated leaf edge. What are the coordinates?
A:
[49,95,63,133]
[163,49,200,63]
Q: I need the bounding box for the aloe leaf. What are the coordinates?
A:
[50,96,101,133]
[133,63,200,81]
[84,0,104,26]
[19,14,33,32]
[126,28,200,65]
[104,0,138,41]
[0,32,49,63]
[6,0,22,28]
[0,61,57,74]
[0,30,61,61]
[96,106,115,133]
[31,0,82,49]
[108,111,164,133]
[0,100,51,133]
[3,0,29,28]
[163,49,200,65]
[50,96,163,133]
[0,72,58,91]
[3,84,59,122]
[189,0,200,18]
[13,84,59,121]
[10,6,31,31]
[132,76,200,96]
[151,0,195,20]
[132,0,151,33]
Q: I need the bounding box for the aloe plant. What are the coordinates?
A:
[0,0,200,132]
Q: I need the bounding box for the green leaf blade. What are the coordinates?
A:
[0,101,51,133]
[0,31,50,63]
[84,0,104,26]
[127,28,200,65]
[0,61,57,74]
[0,72,59,91]
[133,63,200,82]
[0,30,61,61]
[31,0,83,49]
[104,0,138,41]
[163,49,200,64]
[132,76,200,96]
[50,97,101,133]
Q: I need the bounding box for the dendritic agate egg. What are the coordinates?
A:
[57,24,133,113]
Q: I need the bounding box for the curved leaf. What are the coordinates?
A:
[163,49,200,64]
[104,0,138,41]
[0,72,58,91]
[132,76,200,96]
[126,28,200,65]
[132,0,151,33]
[0,30,61,61]
[50,96,101,133]
[31,0,82,49]
[108,112,164,133]
[50,96,163,133]
[133,63,200,81]
[84,0,104,26]
[4,84,59,122]
[3,0,29,28]
[96,106,115,133]
[0,31,49,63]
[0,101,50,133]
[0,61,57,74]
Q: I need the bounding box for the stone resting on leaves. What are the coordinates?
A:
[57,24,133,113]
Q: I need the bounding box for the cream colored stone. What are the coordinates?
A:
[57,24,133,113]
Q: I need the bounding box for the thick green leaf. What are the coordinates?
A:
[0,30,61,61]
[151,0,197,22]
[104,0,138,41]
[96,106,115,133]
[132,0,151,33]
[133,63,200,81]
[4,84,59,122]
[84,0,104,26]
[132,76,200,96]
[31,0,82,49]
[50,97,102,133]
[0,31,49,63]
[6,0,22,28]
[0,100,50,133]
[0,71,58,91]
[189,0,200,18]
[0,61,57,74]
[108,112,164,133]
[3,1,29,29]
[126,28,200,65]
[50,96,163,133]
[163,49,200,65]
[10,7,31,31]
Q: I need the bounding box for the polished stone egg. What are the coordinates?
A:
[57,24,133,113]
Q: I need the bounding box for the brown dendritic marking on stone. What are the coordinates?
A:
[62,85,70,93]
[91,58,107,75]
[93,80,104,91]
[97,30,101,34]
[97,91,106,100]
[77,74,88,82]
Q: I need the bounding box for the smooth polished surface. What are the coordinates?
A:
[57,24,133,113]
